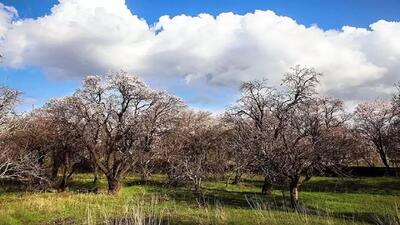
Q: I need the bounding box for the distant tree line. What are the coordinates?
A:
[1,66,399,209]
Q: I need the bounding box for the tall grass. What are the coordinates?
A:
[374,203,400,225]
[83,195,229,225]
[80,194,362,225]
[85,196,167,225]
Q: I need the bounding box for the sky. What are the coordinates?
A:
[0,0,399,112]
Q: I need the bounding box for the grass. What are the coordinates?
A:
[0,174,399,225]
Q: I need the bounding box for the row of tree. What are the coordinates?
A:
[0,66,399,209]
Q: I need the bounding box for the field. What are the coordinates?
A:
[0,174,399,225]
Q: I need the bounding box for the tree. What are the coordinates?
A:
[228,66,354,208]
[0,86,24,180]
[0,90,50,188]
[223,115,259,185]
[388,82,400,169]
[163,110,227,191]
[227,66,321,197]
[134,91,184,183]
[353,100,396,174]
[74,71,172,193]
[0,86,19,125]
[278,97,352,208]
[226,78,276,193]
[43,97,86,191]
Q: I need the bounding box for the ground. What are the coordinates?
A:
[0,174,399,225]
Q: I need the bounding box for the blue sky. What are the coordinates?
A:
[4,0,400,28]
[0,0,399,112]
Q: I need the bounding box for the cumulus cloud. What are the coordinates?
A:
[0,0,399,106]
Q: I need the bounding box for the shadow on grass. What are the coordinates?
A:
[0,180,27,193]
[136,179,398,225]
[240,176,400,195]
[301,177,400,195]
[303,206,400,225]
[125,179,166,188]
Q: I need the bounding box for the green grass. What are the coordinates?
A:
[0,174,399,225]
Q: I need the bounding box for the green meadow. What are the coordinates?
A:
[1,174,399,225]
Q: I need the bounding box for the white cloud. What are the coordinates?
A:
[0,3,17,40]
[0,0,399,106]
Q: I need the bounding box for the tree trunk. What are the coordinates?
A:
[261,176,273,195]
[379,150,393,175]
[51,163,60,181]
[289,179,300,210]
[193,177,202,192]
[231,173,242,185]
[376,139,394,176]
[140,172,149,183]
[92,165,99,185]
[37,149,45,166]
[51,152,62,181]
[107,176,121,194]
[140,165,151,183]
[58,176,67,192]
[58,153,71,192]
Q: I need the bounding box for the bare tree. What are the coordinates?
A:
[134,91,184,183]
[353,100,396,174]
[43,97,86,191]
[228,66,355,208]
[163,110,227,192]
[0,62,50,187]
[74,71,164,193]
[227,66,321,197]
[0,86,19,125]
[286,97,352,207]
[0,113,50,188]
[226,78,276,193]
[388,82,400,169]
[223,115,259,185]
[0,150,48,186]
[0,86,24,180]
